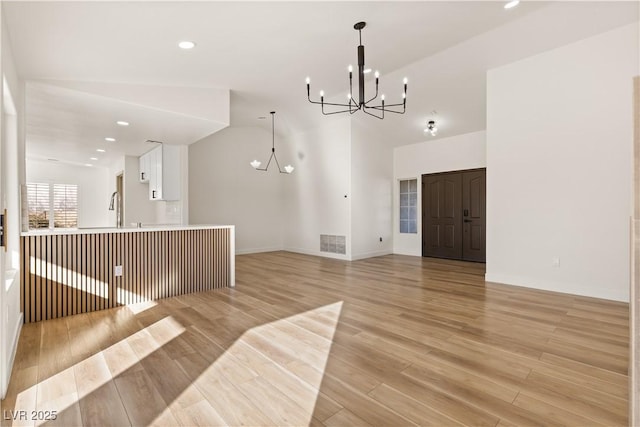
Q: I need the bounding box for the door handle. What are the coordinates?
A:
[0,209,5,249]
[141,172,145,180]
[464,219,472,223]
[152,190,157,199]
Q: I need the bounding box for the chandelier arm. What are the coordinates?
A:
[362,108,384,120]
[272,151,285,173]
[365,105,406,115]
[321,107,358,115]
[263,151,275,171]
[366,101,406,110]
[308,95,352,108]
[364,84,379,105]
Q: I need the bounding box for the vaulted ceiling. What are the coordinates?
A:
[4,1,638,167]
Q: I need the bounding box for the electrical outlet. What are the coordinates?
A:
[115,265,123,277]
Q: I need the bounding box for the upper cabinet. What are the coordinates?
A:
[139,144,181,201]
[139,152,150,183]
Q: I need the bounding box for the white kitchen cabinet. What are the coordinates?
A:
[140,144,181,201]
[139,151,150,183]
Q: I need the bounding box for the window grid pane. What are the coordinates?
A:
[53,184,78,228]
[27,183,50,229]
[399,179,418,234]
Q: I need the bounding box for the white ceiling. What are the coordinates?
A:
[4,1,639,168]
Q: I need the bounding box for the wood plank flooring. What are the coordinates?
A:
[1,251,629,426]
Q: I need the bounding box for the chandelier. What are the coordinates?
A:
[250,111,294,174]
[306,21,408,119]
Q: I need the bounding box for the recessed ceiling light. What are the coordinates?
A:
[85,164,93,167]
[105,137,116,142]
[90,157,98,161]
[96,149,106,153]
[363,68,372,74]
[504,0,520,9]
[178,41,196,50]
[116,121,129,126]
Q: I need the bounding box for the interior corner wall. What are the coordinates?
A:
[350,117,393,260]
[283,118,351,259]
[393,131,487,256]
[486,23,638,302]
[189,126,285,254]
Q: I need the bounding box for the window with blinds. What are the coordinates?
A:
[27,183,78,229]
[53,184,78,228]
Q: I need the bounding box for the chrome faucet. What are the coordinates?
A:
[108,191,122,228]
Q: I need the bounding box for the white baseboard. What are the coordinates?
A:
[235,246,284,255]
[2,312,23,399]
[350,250,393,261]
[485,272,628,302]
[283,247,350,261]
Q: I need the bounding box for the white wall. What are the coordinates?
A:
[27,159,111,228]
[350,117,393,260]
[189,126,285,254]
[393,131,487,256]
[283,118,351,259]
[486,23,638,302]
[0,6,23,398]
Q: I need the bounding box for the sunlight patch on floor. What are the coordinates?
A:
[9,316,185,426]
[188,301,344,426]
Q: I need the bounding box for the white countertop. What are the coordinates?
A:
[21,224,234,236]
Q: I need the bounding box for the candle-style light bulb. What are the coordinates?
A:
[381,94,385,101]
[403,77,408,84]
[374,71,380,79]
[320,90,324,97]
[348,65,353,73]
[305,77,310,84]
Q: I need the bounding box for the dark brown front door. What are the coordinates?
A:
[422,169,486,262]
[422,173,463,259]
[462,169,486,262]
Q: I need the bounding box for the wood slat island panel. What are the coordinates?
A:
[20,226,234,323]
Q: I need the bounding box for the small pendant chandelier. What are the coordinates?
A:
[306,21,408,119]
[250,111,294,174]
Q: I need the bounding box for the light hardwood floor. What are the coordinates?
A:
[1,251,629,426]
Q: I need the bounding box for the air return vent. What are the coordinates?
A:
[320,234,346,255]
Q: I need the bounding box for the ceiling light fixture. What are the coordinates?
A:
[425,120,438,136]
[85,164,93,167]
[105,137,116,142]
[96,149,106,153]
[178,41,196,49]
[116,120,129,126]
[306,21,408,119]
[504,0,520,9]
[90,157,98,161]
[250,111,294,174]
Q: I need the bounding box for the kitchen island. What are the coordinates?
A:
[20,225,235,323]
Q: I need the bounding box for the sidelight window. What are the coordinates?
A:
[399,179,417,233]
